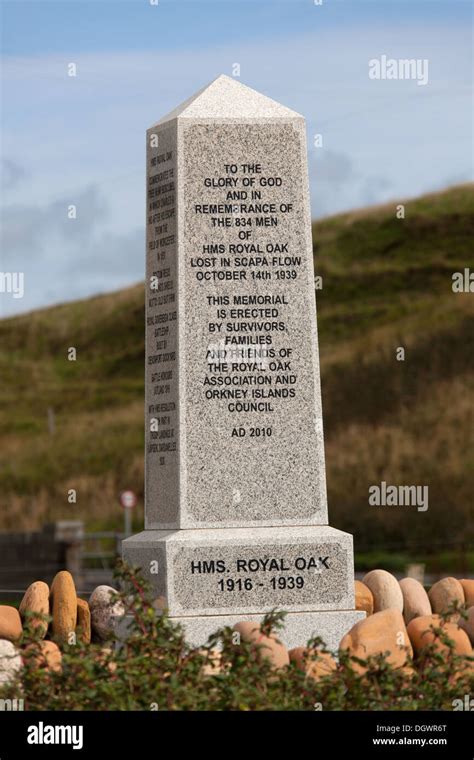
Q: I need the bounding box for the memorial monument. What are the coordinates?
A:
[122,75,364,648]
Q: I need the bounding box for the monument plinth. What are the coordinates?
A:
[123,75,364,649]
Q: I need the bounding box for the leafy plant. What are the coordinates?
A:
[1,563,473,711]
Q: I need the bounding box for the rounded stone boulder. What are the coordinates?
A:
[76,598,91,644]
[89,585,125,641]
[362,570,403,613]
[96,646,118,674]
[19,581,50,638]
[0,639,22,685]
[50,571,77,644]
[24,640,62,673]
[460,579,474,608]
[459,607,474,646]
[0,606,22,642]
[354,580,374,616]
[407,614,472,657]
[451,657,474,685]
[289,647,336,681]
[233,621,289,670]
[339,609,412,673]
[196,648,223,677]
[428,577,465,619]
[399,577,431,625]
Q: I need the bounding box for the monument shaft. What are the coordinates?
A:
[145,120,327,530]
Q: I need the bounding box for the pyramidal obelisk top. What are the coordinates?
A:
[155,74,304,124]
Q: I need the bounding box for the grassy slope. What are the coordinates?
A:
[315,184,474,555]
[0,184,473,556]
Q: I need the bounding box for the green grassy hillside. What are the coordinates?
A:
[1,184,473,561]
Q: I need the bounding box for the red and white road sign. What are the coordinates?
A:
[120,490,137,509]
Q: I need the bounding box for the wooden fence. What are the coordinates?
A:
[0,521,122,599]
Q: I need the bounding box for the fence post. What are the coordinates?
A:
[52,521,84,589]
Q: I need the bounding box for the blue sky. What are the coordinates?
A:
[1,0,472,316]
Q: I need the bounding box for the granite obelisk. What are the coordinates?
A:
[122,76,364,648]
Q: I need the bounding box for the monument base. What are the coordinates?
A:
[170,609,365,651]
[115,609,365,652]
[122,525,358,617]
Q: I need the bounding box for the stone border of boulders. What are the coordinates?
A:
[0,572,124,685]
[174,572,474,680]
[0,569,473,684]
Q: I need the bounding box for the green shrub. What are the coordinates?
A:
[2,562,473,711]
